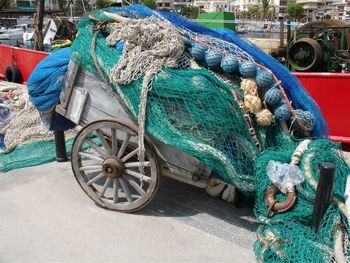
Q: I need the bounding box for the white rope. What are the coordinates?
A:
[104,12,185,173]
[1,103,53,152]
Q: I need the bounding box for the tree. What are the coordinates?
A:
[261,0,270,20]
[143,0,157,9]
[181,6,200,19]
[287,3,304,21]
[97,0,111,9]
[0,0,16,9]
[248,6,259,19]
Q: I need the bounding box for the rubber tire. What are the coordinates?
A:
[5,66,23,83]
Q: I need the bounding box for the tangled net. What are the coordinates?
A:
[47,5,350,262]
[103,13,184,171]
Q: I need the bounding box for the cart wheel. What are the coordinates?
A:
[71,119,160,212]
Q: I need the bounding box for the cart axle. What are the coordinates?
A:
[102,156,125,178]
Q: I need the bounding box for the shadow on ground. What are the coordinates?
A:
[139,176,258,249]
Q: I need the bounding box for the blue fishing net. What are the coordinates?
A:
[106,5,328,138]
[28,47,71,112]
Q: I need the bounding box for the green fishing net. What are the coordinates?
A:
[253,138,350,261]
[0,138,74,172]
[69,12,350,262]
[70,15,277,193]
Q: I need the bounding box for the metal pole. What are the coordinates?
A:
[311,162,336,234]
[286,19,291,42]
[54,131,68,162]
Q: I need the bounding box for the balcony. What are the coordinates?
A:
[156,0,172,3]
[173,0,193,4]
[296,0,325,3]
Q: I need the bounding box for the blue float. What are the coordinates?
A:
[205,49,223,68]
[190,44,208,61]
[291,109,315,130]
[256,70,275,90]
[264,88,283,106]
[192,75,210,88]
[239,61,257,78]
[274,104,291,120]
[220,55,239,73]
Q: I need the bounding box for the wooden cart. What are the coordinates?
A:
[56,60,227,212]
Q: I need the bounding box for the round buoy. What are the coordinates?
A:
[239,61,257,78]
[192,75,210,88]
[205,49,223,68]
[264,88,283,106]
[244,95,262,113]
[256,70,275,90]
[5,66,23,83]
[190,44,208,61]
[241,78,258,96]
[275,104,291,120]
[221,55,239,73]
[256,109,274,126]
[291,109,315,131]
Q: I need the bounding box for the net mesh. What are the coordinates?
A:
[71,11,273,192]
[58,6,349,262]
[253,137,350,261]
[0,138,74,172]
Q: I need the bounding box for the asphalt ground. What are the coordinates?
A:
[0,161,257,263]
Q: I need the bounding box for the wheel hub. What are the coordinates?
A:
[102,156,125,178]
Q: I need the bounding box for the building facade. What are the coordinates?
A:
[193,0,287,13]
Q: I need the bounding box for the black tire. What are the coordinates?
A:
[5,66,23,83]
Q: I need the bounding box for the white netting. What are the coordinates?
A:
[102,12,185,172]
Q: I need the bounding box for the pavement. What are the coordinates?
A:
[0,161,257,263]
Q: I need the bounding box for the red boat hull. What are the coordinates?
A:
[0,44,349,148]
[295,72,350,149]
[0,44,48,84]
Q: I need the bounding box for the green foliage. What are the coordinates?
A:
[287,3,304,20]
[268,7,277,20]
[1,0,16,9]
[57,0,66,11]
[97,0,111,9]
[248,5,260,18]
[261,0,270,19]
[143,0,157,9]
[181,6,200,19]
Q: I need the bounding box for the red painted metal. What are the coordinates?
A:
[0,44,48,84]
[295,72,350,146]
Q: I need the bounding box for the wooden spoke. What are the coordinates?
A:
[125,169,152,183]
[113,179,119,204]
[119,177,133,203]
[111,128,118,155]
[124,176,146,195]
[71,120,159,212]
[95,129,112,155]
[79,151,104,163]
[79,165,102,171]
[118,193,141,199]
[117,134,131,158]
[87,172,105,186]
[85,170,103,178]
[84,138,108,158]
[121,147,139,162]
[124,161,150,168]
[99,177,112,198]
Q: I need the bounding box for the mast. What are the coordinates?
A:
[34,0,45,50]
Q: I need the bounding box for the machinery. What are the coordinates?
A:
[287,20,350,72]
